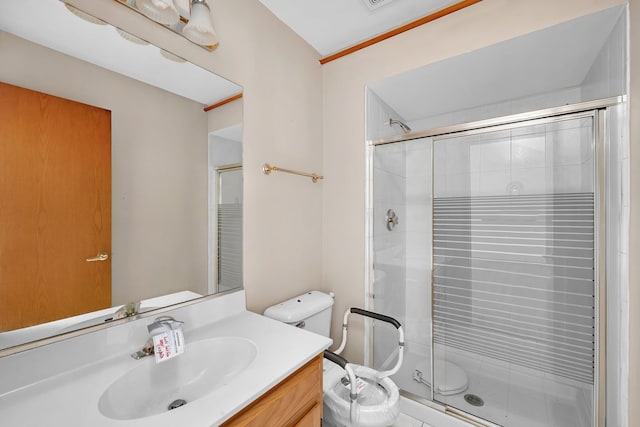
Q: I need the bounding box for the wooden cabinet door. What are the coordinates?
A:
[221,355,323,427]
[294,403,321,427]
[0,82,111,331]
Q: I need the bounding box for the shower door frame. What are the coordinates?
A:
[365,95,623,427]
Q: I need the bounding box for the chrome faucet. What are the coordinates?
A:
[130,316,184,360]
[131,337,155,360]
[113,301,141,320]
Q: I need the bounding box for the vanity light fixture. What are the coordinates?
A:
[134,0,180,25]
[116,28,150,45]
[160,48,187,63]
[116,0,219,49]
[182,0,218,46]
[64,4,107,25]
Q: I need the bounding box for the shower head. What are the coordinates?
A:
[389,118,411,134]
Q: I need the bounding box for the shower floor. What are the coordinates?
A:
[391,349,592,427]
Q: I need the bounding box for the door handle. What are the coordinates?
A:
[86,251,109,262]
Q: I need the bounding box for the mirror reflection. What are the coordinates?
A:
[0,0,243,350]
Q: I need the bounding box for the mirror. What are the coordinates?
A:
[0,0,243,351]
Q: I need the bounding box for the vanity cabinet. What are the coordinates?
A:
[221,353,323,427]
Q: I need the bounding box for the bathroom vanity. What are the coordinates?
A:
[221,354,323,426]
[0,290,331,426]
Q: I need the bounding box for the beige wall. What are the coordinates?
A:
[0,31,209,305]
[207,98,243,134]
[200,0,325,313]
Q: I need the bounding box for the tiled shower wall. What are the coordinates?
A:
[582,9,629,426]
[431,118,595,383]
[432,192,595,383]
[367,8,627,427]
[433,120,593,199]
[404,142,432,357]
[604,102,629,427]
[372,139,408,368]
[367,90,408,141]
[371,133,433,368]
[370,108,626,427]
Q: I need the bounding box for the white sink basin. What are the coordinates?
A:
[98,337,257,420]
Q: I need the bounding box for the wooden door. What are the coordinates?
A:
[0,82,111,331]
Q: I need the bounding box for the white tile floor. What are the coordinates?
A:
[389,348,592,427]
[323,412,427,427]
[394,412,429,427]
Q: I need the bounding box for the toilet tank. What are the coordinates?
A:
[263,291,334,337]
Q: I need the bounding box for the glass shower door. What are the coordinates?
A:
[216,166,243,292]
[371,139,433,400]
[432,114,597,427]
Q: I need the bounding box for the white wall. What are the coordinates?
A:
[209,135,242,168]
[605,102,629,427]
[433,120,594,198]
[370,138,433,367]
[370,142,407,367]
[403,87,583,136]
[366,90,407,140]
[404,142,433,356]
[582,10,627,101]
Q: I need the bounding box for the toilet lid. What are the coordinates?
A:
[414,359,468,396]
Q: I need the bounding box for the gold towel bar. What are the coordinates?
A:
[262,163,324,183]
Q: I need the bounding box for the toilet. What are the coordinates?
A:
[263,291,341,420]
[413,359,469,396]
[264,291,401,427]
[263,290,335,337]
[263,291,341,392]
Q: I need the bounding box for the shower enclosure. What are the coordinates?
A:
[368,106,611,427]
[214,164,243,293]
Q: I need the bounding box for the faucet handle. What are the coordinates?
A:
[130,317,185,361]
[147,316,185,363]
[131,338,155,360]
[147,316,183,333]
[113,301,141,320]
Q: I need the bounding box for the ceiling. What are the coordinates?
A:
[258,0,460,56]
[368,5,624,123]
[0,0,241,105]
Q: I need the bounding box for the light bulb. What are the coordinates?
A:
[135,0,180,25]
[183,0,218,46]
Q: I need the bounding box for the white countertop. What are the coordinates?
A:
[0,291,332,427]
